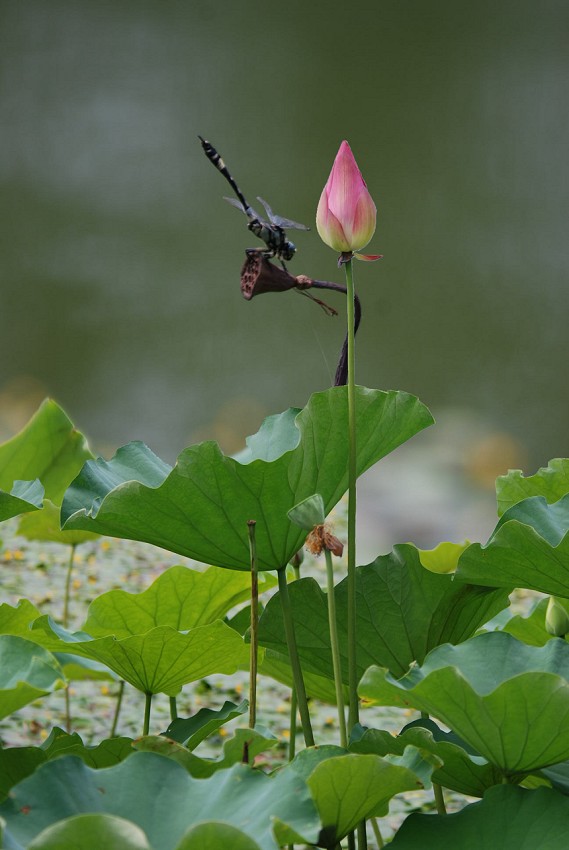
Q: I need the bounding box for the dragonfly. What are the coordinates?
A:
[199,136,309,267]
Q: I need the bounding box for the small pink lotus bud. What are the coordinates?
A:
[316,141,377,254]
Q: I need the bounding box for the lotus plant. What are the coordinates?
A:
[317,141,381,746]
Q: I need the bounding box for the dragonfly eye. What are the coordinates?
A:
[283,243,296,261]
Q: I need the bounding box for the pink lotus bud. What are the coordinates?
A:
[316,141,377,254]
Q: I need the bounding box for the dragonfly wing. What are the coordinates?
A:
[224,196,264,222]
[224,196,248,215]
[256,198,309,230]
[271,215,310,231]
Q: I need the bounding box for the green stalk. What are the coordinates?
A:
[324,548,347,748]
[63,543,77,628]
[345,257,367,850]
[277,567,314,747]
[288,560,301,762]
[370,818,384,848]
[248,520,259,730]
[143,692,152,736]
[169,696,178,721]
[110,680,125,737]
[433,782,447,815]
[421,713,447,814]
[344,257,359,733]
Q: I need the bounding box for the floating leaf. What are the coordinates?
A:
[0,753,321,850]
[257,545,508,680]
[457,495,569,596]
[83,565,274,638]
[27,814,152,850]
[61,387,433,571]
[162,700,248,747]
[497,458,569,516]
[350,719,503,797]
[29,617,249,696]
[136,727,278,778]
[0,636,65,720]
[359,631,569,774]
[0,479,44,522]
[389,785,569,848]
[0,399,92,504]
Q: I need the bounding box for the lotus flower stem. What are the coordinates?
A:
[344,257,359,733]
[143,691,152,736]
[248,520,259,730]
[324,548,347,747]
[62,542,77,628]
[110,680,125,737]
[277,567,314,747]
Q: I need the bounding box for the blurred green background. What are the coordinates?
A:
[1,0,567,482]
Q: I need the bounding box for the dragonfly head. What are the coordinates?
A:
[282,242,296,261]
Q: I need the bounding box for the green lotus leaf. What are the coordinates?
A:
[389,785,569,848]
[0,479,44,522]
[0,730,133,803]
[18,498,98,545]
[497,458,569,516]
[0,599,42,636]
[418,540,471,573]
[503,597,569,647]
[0,753,321,850]
[29,616,249,696]
[176,822,262,850]
[61,387,433,571]
[359,631,569,774]
[457,494,569,596]
[286,746,437,847]
[83,564,275,638]
[257,545,509,680]
[0,747,46,803]
[0,635,65,720]
[135,727,278,777]
[259,648,346,704]
[540,761,569,795]
[162,699,248,747]
[27,814,152,850]
[0,399,92,505]
[40,727,133,768]
[350,719,504,797]
[56,653,119,682]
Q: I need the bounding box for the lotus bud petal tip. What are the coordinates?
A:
[316,140,377,255]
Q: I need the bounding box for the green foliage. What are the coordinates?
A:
[0,753,322,850]
[83,564,274,637]
[389,785,569,848]
[257,544,509,680]
[497,458,569,516]
[457,494,569,596]
[0,635,65,720]
[359,632,569,774]
[61,387,433,570]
